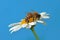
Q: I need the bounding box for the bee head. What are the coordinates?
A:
[33,12,41,20]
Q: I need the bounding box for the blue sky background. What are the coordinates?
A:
[0,0,60,40]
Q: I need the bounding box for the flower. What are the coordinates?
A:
[9,12,50,33]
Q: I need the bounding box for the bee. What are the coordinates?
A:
[25,12,41,23]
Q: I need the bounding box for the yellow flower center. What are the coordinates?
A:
[20,19,27,25]
[20,17,37,25]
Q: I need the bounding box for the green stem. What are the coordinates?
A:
[30,25,40,40]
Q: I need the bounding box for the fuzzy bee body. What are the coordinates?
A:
[25,12,41,23]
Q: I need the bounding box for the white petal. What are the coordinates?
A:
[25,22,36,28]
[9,22,20,27]
[40,12,50,19]
[40,12,46,15]
[41,16,50,19]
[26,22,36,28]
[26,25,31,28]
[21,24,28,28]
[37,20,44,23]
[9,25,22,33]
[29,22,36,25]
[37,20,46,25]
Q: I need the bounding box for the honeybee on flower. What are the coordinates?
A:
[9,12,50,33]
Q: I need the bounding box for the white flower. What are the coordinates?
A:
[9,12,50,33]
